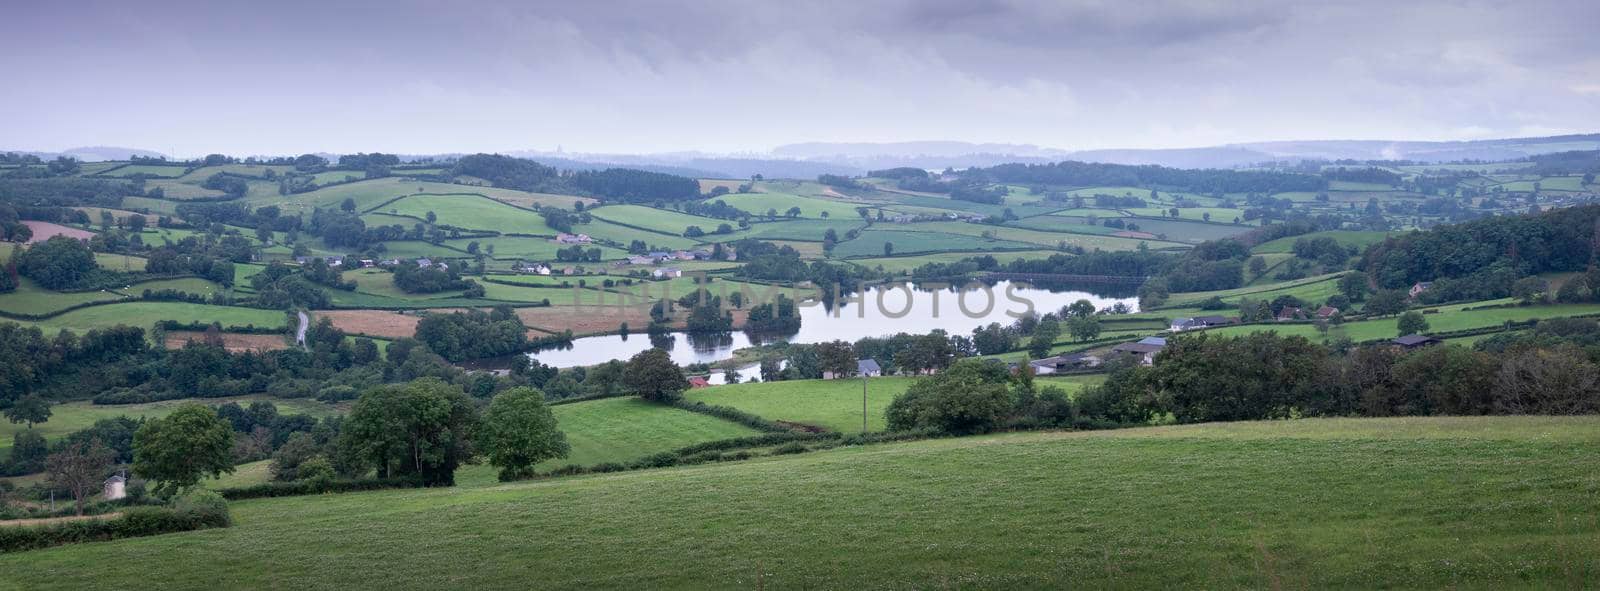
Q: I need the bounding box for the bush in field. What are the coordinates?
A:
[885,360,1013,435]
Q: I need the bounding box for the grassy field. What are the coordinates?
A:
[1161,272,1347,308]
[832,229,1040,257]
[20,302,288,334]
[1252,230,1397,254]
[882,221,1190,251]
[98,164,188,178]
[0,397,342,454]
[726,218,867,242]
[539,397,761,469]
[1209,301,1600,342]
[587,205,728,236]
[440,236,627,260]
[0,278,126,316]
[710,192,866,220]
[686,377,912,432]
[7,416,1599,588]
[847,249,1065,273]
[379,194,555,235]
[572,218,702,250]
[122,277,225,297]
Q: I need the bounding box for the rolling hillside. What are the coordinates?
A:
[3,416,1596,589]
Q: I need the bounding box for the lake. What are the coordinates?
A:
[524,280,1138,368]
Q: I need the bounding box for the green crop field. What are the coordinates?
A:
[1125,207,1250,223]
[7,416,1599,588]
[20,302,289,334]
[105,252,160,271]
[440,236,626,260]
[377,194,554,235]
[710,191,866,220]
[847,249,1065,273]
[1252,230,1397,254]
[687,377,915,432]
[0,279,126,316]
[876,221,1189,252]
[122,277,225,296]
[1116,218,1254,243]
[572,218,702,250]
[1161,272,1347,308]
[0,397,341,454]
[538,397,760,469]
[726,218,867,242]
[587,205,727,236]
[98,164,188,178]
[176,164,294,180]
[831,229,1040,257]
[1210,301,1600,343]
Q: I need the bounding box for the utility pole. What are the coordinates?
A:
[862,371,868,434]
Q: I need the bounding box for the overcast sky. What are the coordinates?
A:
[3,0,1597,156]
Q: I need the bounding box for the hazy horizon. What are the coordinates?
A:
[5,0,1598,156]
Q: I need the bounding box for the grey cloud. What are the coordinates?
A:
[0,0,1595,156]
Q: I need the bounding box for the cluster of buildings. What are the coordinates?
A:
[621,249,716,267]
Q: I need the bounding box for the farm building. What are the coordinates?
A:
[1393,334,1441,350]
[1170,315,1234,332]
[1111,337,1166,365]
[1028,353,1100,375]
[653,268,682,279]
[1410,282,1433,298]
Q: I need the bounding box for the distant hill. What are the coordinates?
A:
[769,134,1600,171]
[2,146,168,162]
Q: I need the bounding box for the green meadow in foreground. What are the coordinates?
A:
[4,416,1598,589]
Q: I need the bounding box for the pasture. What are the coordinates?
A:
[830,229,1040,257]
[587,205,728,236]
[539,397,761,468]
[0,278,125,316]
[377,194,555,235]
[7,417,1599,588]
[23,302,288,334]
[686,377,916,432]
[1252,230,1397,254]
[709,191,866,220]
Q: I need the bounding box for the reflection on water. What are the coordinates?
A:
[526,280,1138,368]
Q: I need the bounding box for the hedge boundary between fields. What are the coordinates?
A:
[0,499,230,554]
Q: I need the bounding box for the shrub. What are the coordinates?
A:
[771,442,810,455]
[217,477,424,500]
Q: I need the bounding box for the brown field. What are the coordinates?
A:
[697,179,746,193]
[22,221,95,243]
[163,331,290,352]
[317,309,427,339]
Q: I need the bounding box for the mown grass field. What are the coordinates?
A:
[686,377,917,432]
[1252,230,1397,254]
[21,302,288,334]
[1161,272,1347,308]
[7,416,1599,589]
[848,249,1065,273]
[538,397,761,469]
[587,205,727,236]
[572,218,702,250]
[0,397,341,454]
[1209,301,1600,342]
[832,229,1039,257]
[379,194,555,235]
[710,192,865,220]
[440,236,626,260]
[0,278,125,316]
